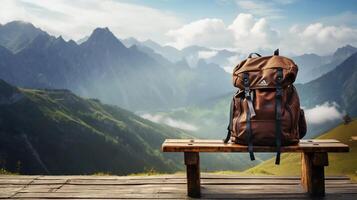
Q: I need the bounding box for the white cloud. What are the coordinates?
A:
[228,13,279,52]
[141,113,198,131]
[166,18,234,49]
[167,11,357,55]
[167,13,278,52]
[223,55,245,73]
[304,102,344,125]
[285,23,357,55]
[0,0,182,42]
[197,50,218,59]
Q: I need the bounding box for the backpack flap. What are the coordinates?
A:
[232,55,298,89]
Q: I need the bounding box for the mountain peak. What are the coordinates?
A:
[4,20,36,28]
[93,27,111,34]
[89,27,117,41]
[334,44,357,55]
[142,39,162,49]
[82,27,126,49]
[333,44,357,62]
[0,20,47,53]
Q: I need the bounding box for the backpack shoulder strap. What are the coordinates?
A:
[275,67,283,164]
[224,97,235,143]
[243,73,255,161]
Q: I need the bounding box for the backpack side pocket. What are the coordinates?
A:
[298,109,307,139]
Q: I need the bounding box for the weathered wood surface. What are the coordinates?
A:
[301,152,329,197]
[184,152,200,197]
[0,174,356,199]
[162,139,350,152]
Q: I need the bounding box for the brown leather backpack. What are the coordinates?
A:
[224,49,307,164]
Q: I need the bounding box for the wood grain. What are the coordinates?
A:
[0,175,355,199]
[162,139,349,152]
[301,152,328,197]
[184,152,200,197]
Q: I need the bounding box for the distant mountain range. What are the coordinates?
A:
[0,21,354,113]
[0,21,47,53]
[0,21,232,111]
[122,37,237,69]
[293,45,357,83]
[297,51,357,116]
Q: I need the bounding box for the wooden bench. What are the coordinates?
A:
[162,139,349,198]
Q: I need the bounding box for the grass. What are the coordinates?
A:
[244,119,357,181]
[0,168,18,175]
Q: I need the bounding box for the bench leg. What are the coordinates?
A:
[184,152,200,198]
[301,152,328,197]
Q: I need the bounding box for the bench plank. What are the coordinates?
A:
[162,139,349,153]
[165,139,341,143]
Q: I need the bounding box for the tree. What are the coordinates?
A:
[343,114,352,125]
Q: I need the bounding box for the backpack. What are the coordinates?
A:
[224,49,307,164]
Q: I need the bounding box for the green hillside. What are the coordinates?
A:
[0,79,191,175]
[246,120,357,180]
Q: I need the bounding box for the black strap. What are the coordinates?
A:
[275,68,283,164]
[248,53,262,58]
[224,97,235,143]
[243,73,255,161]
[274,49,279,56]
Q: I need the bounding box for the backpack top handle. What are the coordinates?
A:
[248,53,262,58]
[274,49,279,56]
[248,49,279,59]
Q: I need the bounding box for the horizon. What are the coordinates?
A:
[1,20,356,59]
[0,0,356,55]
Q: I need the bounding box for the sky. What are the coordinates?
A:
[0,0,356,55]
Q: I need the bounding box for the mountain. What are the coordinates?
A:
[77,35,89,44]
[297,52,357,115]
[0,79,190,175]
[122,38,182,62]
[0,21,233,111]
[309,45,357,80]
[121,38,172,67]
[294,45,357,83]
[76,28,183,110]
[0,21,46,53]
[204,49,237,67]
[0,46,14,81]
[186,60,232,104]
[122,37,238,69]
[245,119,357,180]
[4,33,80,89]
[293,53,327,83]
